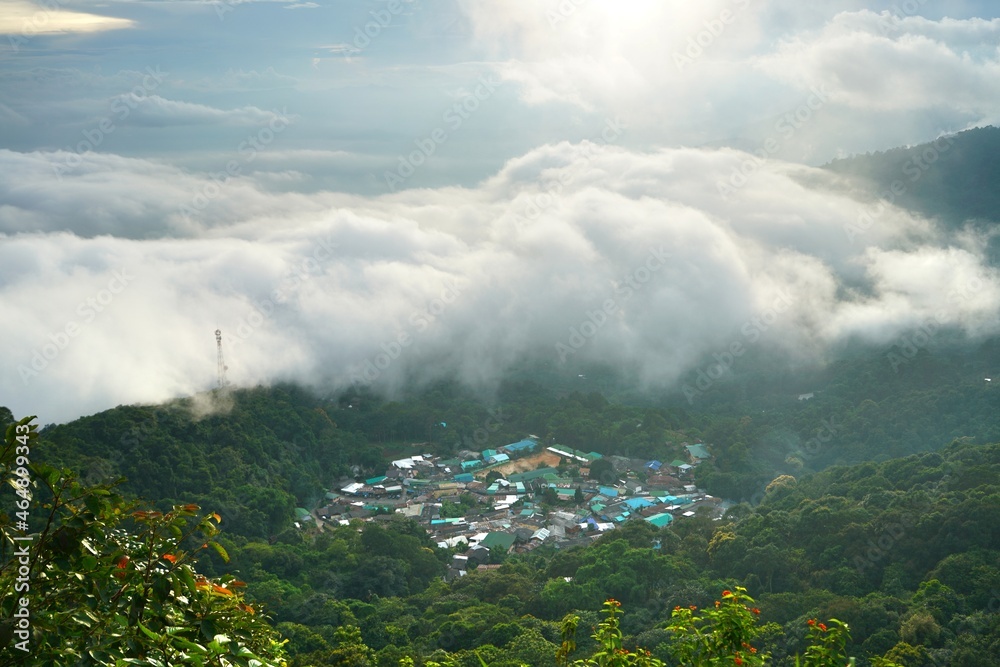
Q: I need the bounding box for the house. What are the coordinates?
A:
[645,460,663,472]
[340,482,365,496]
[547,446,604,464]
[685,444,711,463]
[645,513,674,528]
[503,438,538,456]
[481,449,499,461]
[623,497,657,511]
[479,532,517,553]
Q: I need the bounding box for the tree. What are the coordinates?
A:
[0,415,286,666]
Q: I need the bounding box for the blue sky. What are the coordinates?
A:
[3,0,1000,422]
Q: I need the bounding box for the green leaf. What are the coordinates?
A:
[200,618,217,640]
[208,540,229,563]
[137,622,162,642]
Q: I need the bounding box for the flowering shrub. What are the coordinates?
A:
[558,598,664,666]
[665,587,768,666]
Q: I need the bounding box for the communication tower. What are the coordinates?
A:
[215,329,229,388]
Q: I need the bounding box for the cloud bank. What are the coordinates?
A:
[2,140,998,423]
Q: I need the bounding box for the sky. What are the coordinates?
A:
[2,0,1000,423]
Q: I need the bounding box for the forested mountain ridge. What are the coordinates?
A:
[4,402,999,666]
[27,336,1000,531]
[3,332,1000,666]
[823,125,1000,264]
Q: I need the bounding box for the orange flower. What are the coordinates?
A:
[722,590,732,596]
[689,605,697,611]
[819,623,827,632]
[116,556,129,569]
[735,658,743,665]
[161,553,177,564]
[715,600,721,608]
[807,619,816,626]
[752,608,760,615]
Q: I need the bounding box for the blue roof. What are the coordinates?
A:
[599,486,619,498]
[624,497,656,510]
[645,460,663,470]
[505,438,538,452]
[491,453,510,464]
[454,473,475,483]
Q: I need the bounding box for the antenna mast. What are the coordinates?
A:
[215,329,229,389]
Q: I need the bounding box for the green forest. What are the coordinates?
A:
[2,335,1000,666]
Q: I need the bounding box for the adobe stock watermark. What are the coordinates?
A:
[717,85,830,200]
[349,277,468,385]
[875,0,931,35]
[546,0,589,28]
[790,417,839,463]
[350,0,407,52]
[555,246,671,362]
[230,233,339,345]
[18,269,134,385]
[178,109,292,223]
[886,274,985,372]
[673,0,754,71]
[463,407,505,450]
[853,462,961,574]
[7,0,70,52]
[52,67,168,179]
[513,117,626,230]
[844,134,956,243]
[383,75,502,190]
[681,290,794,403]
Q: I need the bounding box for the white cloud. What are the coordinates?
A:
[2,141,998,423]
[0,0,133,35]
[113,94,289,127]
[756,11,1000,114]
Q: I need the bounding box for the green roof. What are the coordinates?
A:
[670,460,687,467]
[366,475,387,485]
[480,532,516,551]
[686,444,711,459]
[645,513,674,528]
[294,508,311,520]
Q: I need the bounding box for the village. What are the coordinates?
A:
[304,438,722,580]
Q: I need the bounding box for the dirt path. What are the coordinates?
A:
[485,450,562,477]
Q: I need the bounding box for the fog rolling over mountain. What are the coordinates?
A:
[3,1,1000,423]
[4,133,1000,424]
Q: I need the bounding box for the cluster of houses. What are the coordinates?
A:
[304,438,720,579]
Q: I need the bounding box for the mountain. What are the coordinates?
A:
[824,126,1000,264]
